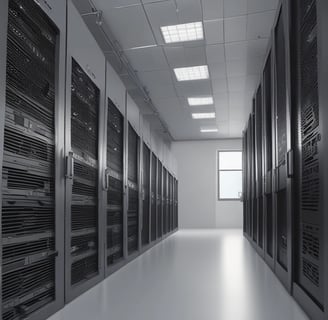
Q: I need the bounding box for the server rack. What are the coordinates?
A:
[170,174,174,232]
[272,0,293,291]
[157,161,163,238]
[141,143,150,247]
[250,104,257,244]
[255,84,264,254]
[291,0,328,318]
[0,0,66,319]
[127,124,140,255]
[173,178,178,230]
[64,1,106,301]
[106,98,124,269]
[163,168,168,234]
[262,45,275,270]
[150,153,157,241]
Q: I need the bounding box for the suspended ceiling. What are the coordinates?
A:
[74,0,279,141]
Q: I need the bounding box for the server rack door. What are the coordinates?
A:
[292,0,326,317]
[163,168,168,234]
[255,84,264,252]
[273,1,293,291]
[170,174,174,232]
[141,143,150,247]
[157,161,163,238]
[174,178,178,230]
[242,132,247,234]
[150,154,157,241]
[251,106,258,244]
[1,0,67,318]
[263,48,275,268]
[246,117,253,238]
[127,124,140,255]
[106,99,124,269]
[65,0,106,302]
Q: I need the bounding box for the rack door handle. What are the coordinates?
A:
[66,151,74,179]
[104,168,110,191]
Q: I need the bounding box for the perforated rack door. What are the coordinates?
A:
[127,124,140,255]
[150,154,157,241]
[106,99,124,267]
[255,84,264,251]
[273,1,293,291]
[141,143,150,247]
[292,0,325,314]
[157,162,163,238]
[163,168,168,235]
[68,58,100,290]
[263,50,274,262]
[1,0,66,319]
[251,104,258,244]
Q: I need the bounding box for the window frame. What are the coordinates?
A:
[217,150,243,201]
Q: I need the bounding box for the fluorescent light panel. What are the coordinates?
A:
[192,112,216,119]
[201,128,218,133]
[188,96,214,106]
[161,22,203,44]
[174,65,209,81]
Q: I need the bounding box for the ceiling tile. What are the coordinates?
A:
[212,78,228,94]
[209,63,226,79]
[202,0,224,20]
[224,16,247,42]
[94,2,156,49]
[247,10,276,40]
[164,45,207,68]
[223,0,247,17]
[227,75,259,92]
[247,38,269,57]
[125,46,168,71]
[175,80,212,97]
[215,105,229,122]
[110,0,141,6]
[175,0,202,22]
[204,19,224,44]
[225,41,248,61]
[147,83,177,99]
[226,57,263,76]
[247,0,279,13]
[138,70,173,87]
[206,44,225,64]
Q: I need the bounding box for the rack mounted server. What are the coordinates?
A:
[0,0,179,319]
[243,0,328,319]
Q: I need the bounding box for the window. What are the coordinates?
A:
[218,151,243,200]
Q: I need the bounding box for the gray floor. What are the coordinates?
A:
[48,230,309,320]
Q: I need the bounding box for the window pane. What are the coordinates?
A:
[219,151,242,170]
[219,171,242,199]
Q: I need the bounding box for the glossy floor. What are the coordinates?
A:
[48,230,309,320]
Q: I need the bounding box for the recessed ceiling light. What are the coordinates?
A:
[200,127,218,133]
[174,65,209,81]
[192,112,216,119]
[161,22,204,44]
[188,96,214,106]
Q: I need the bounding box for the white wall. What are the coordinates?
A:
[172,139,243,229]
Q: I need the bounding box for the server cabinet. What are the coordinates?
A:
[157,161,163,238]
[173,178,178,230]
[163,168,168,234]
[263,47,275,269]
[105,98,125,269]
[141,143,150,247]
[291,0,328,317]
[0,0,66,319]
[272,0,293,291]
[169,174,174,232]
[150,154,157,241]
[255,84,264,253]
[127,124,140,255]
[65,1,106,301]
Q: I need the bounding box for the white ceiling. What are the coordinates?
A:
[77,0,279,140]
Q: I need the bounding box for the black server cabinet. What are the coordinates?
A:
[168,173,172,232]
[263,48,275,269]
[163,168,168,235]
[127,124,140,255]
[150,154,157,241]
[68,58,101,294]
[242,131,247,235]
[251,105,257,244]
[0,0,66,319]
[273,1,293,291]
[157,161,163,238]
[255,84,264,252]
[291,0,328,318]
[174,178,178,230]
[106,99,124,268]
[141,143,150,247]
[170,174,174,232]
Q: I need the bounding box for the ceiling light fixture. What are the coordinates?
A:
[188,96,214,106]
[192,112,216,119]
[161,22,203,44]
[200,127,219,133]
[174,65,209,81]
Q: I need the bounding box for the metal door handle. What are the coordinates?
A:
[66,151,74,179]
